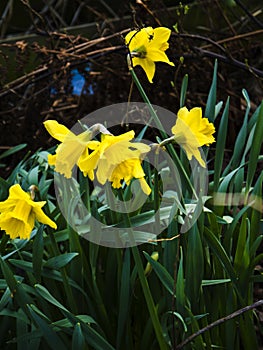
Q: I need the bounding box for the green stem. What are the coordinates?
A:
[131,245,168,350]
[130,68,165,135]
[119,189,167,349]
[130,68,197,198]
[49,230,78,314]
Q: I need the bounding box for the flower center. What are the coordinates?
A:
[131,45,147,59]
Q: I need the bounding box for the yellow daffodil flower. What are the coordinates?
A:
[79,130,151,194]
[78,130,135,178]
[109,158,151,195]
[44,120,98,179]
[125,27,174,83]
[171,107,215,167]
[0,184,57,240]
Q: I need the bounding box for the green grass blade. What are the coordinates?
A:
[143,251,174,296]
[16,310,29,350]
[32,226,44,282]
[203,227,243,302]
[246,100,263,192]
[27,305,67,350]
[213,97,229,191]
[72,323,85,350]
[43,253,79,269]
[224,89,250,172]
[233,217,250,275]
[205,60,217,122]
[180,74,188,108]
[176,247,186,316]
[34,284,69,313]
[132,246,168,350]
[0,143,27,160]
[0,177,10,199]
[185,226,204,309]
[117,248,131,349]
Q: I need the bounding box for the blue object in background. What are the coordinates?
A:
[71,65,94,96]
[50,64,94,96]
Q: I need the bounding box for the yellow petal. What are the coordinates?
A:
[138,57,156,83]
[33,204,57,229]
[177,106,189,122]
[125,27,153,52]
[139,178,152,195]
[101,130,135,143]
[179,107,215,146]
[147,49,174,66]
[48,153,57,166]
[9,183,31,201]
[54,131,91,178]
[78,147,100,178]
[182,143,206,167]
[152,27,172,44]
[125,29,139,45]
[10,200,31,222]
[43,120,70,142]
[0,213,33,239]
[0,198,16,212]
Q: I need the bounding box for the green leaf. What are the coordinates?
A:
[0,288,12,311]
[213,97,229,191]
[27,166,39,186]
[234,216,250,274]
[225,89,250,171]
[180,74,188,108]
[43,253,79,269]
[162,311,187,333]
[0,256,19,292]
[17,309,29,350]
[32,226,44,282]
[0,308,29,323]
[205,59,217,122]
[53,315,96,328]
[72,323,85,350]
[185,226,204,307]
[2,238,29,260]
[143,251,174,296]
[117,248,131,349]
[176,247,186,316]
[27,304,67,350]
[203,227,242,300]
[201,279,231,286]
[246,100,263,192]
[219,164,244,193]
[0,144,27,160]
[34,284,114,349]
[250,172,263,242]
[34,284,69,313]
[0,177,10,199]
[240,312,259,349]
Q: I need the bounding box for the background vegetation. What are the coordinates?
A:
[0,1,262,349]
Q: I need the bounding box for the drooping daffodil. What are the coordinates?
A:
[171,107,215,167]
[78,131,151,194]
[125,27,174,83]
[0,184,57,240]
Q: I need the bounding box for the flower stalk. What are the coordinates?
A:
[131,245,168,350]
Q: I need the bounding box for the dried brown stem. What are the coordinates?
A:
[175,300,263,349]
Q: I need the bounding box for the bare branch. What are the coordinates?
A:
[176,300,263,349]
